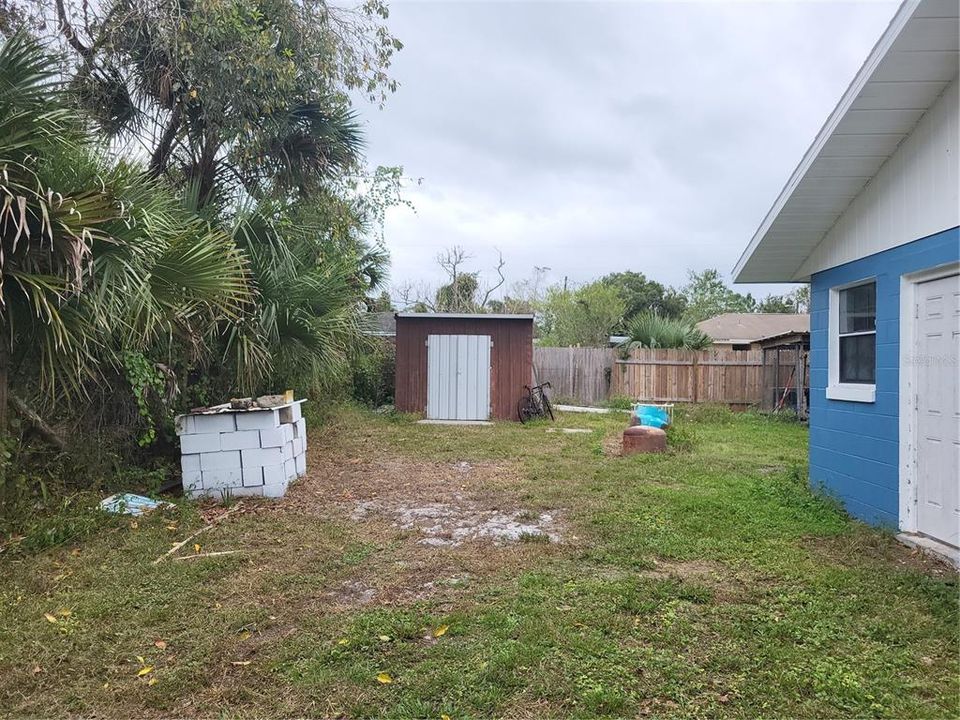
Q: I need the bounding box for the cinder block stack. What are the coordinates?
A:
[175,401,307,500]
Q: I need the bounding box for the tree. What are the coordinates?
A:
[397,246,506,312]
[755,284,810,313]
[681,269,756,323]
[34,0,401,207]
[538,282,625,347]
[0,33,249,434]
[756,294,795,313]
[368,291,394,312]
[600,271,686,323]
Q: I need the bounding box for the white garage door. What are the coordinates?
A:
[915,273,960,548]
[426,335,492,420]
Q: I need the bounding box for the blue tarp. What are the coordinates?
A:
[633,404,671,429]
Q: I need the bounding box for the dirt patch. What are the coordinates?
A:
[644,559,750,602]
[804,533,959,577]
[281,451,563,547]
[602,434,622,457]
[235,444,569,613]
[352,497,561,546]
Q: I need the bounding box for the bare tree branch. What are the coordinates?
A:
[54,0,92,59]
[480,250,506,309]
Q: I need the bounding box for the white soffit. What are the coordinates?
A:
[733,0,960,283]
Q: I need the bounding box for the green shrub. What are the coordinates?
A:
[350,339,395,407]
[674,403,735,425]
[665,422,696,452]
[602,395,635,410]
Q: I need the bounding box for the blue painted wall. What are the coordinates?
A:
[809,226,960,527]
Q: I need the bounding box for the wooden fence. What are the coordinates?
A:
[611,348,768,407]
[532,347,614,406]
[533,346,802,408]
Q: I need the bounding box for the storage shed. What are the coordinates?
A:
[394,313,534,421]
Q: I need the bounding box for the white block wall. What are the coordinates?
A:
[175,401,307,500]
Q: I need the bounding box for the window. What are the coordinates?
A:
[838,282,876,384]
[827,279,876,402]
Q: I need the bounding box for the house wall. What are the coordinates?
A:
[809,226,959,526]
[394,317,534,420]
[798,78,959,279]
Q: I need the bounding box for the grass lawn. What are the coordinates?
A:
[0,406,956,718]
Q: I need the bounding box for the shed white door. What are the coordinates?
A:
[915,273,960,547]
[426,335,492,420]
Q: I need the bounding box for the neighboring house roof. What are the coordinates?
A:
[363,311,396,336]
[734,0,960,283]
[696,313,810,344]
[394,313,535,320]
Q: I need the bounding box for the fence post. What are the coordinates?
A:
[691,352,699,404]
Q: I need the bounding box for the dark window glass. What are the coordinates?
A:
[837,281,876,384]
[839,334,876,383]
[839,282,876,334]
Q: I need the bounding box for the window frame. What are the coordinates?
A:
[826,278,877,403]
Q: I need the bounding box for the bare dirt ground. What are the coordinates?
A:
[248,447,569,612]
[286,452,562,545]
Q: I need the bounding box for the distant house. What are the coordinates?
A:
[734,0,958,561]
[696,313,809,350]
[362,311,396,339]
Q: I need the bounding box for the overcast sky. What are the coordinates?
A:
[359,0,900,302]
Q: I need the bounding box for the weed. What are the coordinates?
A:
[518,531,550,544]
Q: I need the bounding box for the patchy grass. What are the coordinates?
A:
[0,406,956,718]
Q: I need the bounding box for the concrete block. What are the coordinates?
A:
[230,485,264,498]
[175,415,196,435]
[200,450,241,471]
[192,413,237,434]
[236,410,279,431]
[262,464,287,486]
[182,470,203,493]
[180,432,221,455]
[259,427,285,448]
[282,441,294,462]
[202,468,243,490]
[292,436,304,456]
[295,452,306,477]
[282,423,295,444]
[241,446,284,467]
[181,454,201,473]
[284,458,297,480]
[220,430,262,451]
[262,479,288,498]
[242,466,264,487]
[293,418,306,439]
[279,402,302,424]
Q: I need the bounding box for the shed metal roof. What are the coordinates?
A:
[733,0,960,283]
[395,312,535,321]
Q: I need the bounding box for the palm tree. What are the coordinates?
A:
[625,311,713,350]
[0,33,250,436]
[221,202,387,395]
[64,0,367,208]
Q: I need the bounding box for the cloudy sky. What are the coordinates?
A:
[359,0,900,302]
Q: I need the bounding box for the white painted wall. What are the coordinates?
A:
[797,77,959,279]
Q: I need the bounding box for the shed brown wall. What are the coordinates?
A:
[394,317,534,420]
